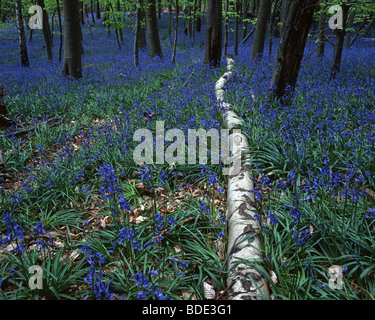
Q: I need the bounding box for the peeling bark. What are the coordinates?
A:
[215,57,269,300]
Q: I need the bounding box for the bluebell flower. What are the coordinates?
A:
[118,195,132,211]
[159,170,168,187]
[365,208,375,219]
[265,210,279,225]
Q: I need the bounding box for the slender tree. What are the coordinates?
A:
[330,4,350,78]
[171,0,179,64]
[0,84,11,128]
[196,0,201,32]
[223,0,229,56]
[80,0,84,24]
[234,0,239,55]
[56,0,63,61]
[345,9,356,49]
[138,0,147,49]
[62,0,82,78]
[251,0,272,60]
[90,0,96,23]
[37,0,53,60]
[145,0,163,58]
[96,0,101,19]
[363,16,375,36]
[117,0,123,42]
[317,8,326,58]
[242,0,248,40]
[203,0,222,66]
[134,0,141,67]
[270,0,319,102]
[15,0,29,67]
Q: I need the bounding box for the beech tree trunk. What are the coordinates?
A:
[0,84,10,128]
[80,0,84,24]
[280,0,290,38]
[171,0,179,64]
[96,0,101,19]
[157,0,161,19]
[196,0,201,32]
[344,9,355,49]
[62,0,82,78]
[330,4,349,78]
[145,0,163,58]
[204,0,222,67]
[234,0,239,55]
[270,0,319,102]
[363,16,375,37]
[224,0,229,56]
[37,0,53,60]
[138,0,147,49]
[91,0,95,23]
[251,0,272,60]
[117,0,123,42]
[15,0,29,67]
[241,0,248,40]
[134,0,141,66]
[57,0,63,61]
[317,9,326,58]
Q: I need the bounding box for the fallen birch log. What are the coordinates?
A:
[215,56,269,300]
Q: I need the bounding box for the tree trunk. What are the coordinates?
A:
[117,0,123,42]
[234,0,239,55]
[241,0,248,40]
[280,0,290,38]
[270,0,319,102]
[192,0,197,41]
[330,4,349,78]
[203,0,222,67]
[62,0,82,78]
[363,16,375,37]
[37,0,53,60]
[251,0,272,60]
[57,0,63,61]
[317,9,326,58]
[91,0,95,24]
[145,0,163,58]
[135,0,141,66]
[224,0,229,56]
[138,0,147,49]
[15,0,29,67]
[344,9,355,49]
[0,84,11,128]
[196,0,201,32]
[0,84,10,127]
[80,0,84,24]
[171,0,179,64]
[157,0,162,19]
[268,0,276,56]
[96,0,101,19]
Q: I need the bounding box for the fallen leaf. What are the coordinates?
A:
[203,281,215,300]
[181,290,196,300]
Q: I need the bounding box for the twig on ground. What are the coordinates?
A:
[182,71,194,87]
[0,114,67,139]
